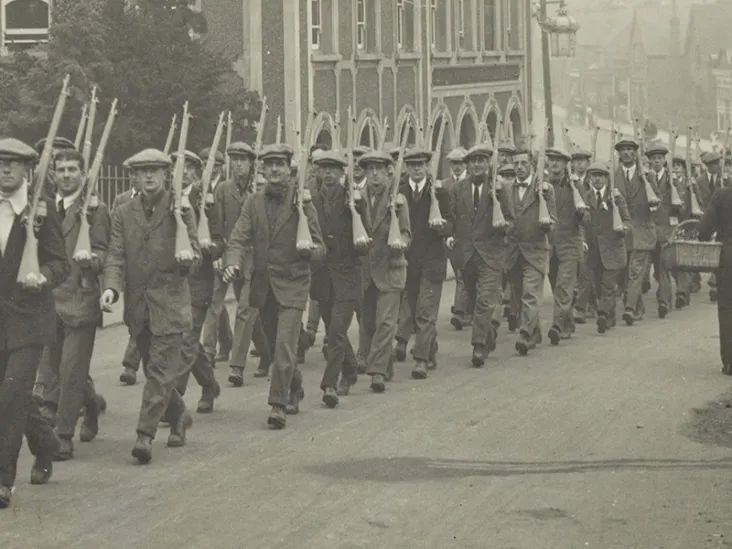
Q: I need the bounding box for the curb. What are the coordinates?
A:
[101,271,457,330]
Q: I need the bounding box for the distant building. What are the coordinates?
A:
[0,0,51,56]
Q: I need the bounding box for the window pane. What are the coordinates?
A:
[484,0,495,50]
[509,0,520,50]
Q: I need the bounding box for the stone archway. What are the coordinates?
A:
[395,105,419,148]
[456,98,480,149]
[428,104,455,179]
[311,112,336,148]
[355,108,381,148]
[314,129,332,149]
[505,94,525,147]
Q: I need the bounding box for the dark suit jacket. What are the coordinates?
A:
[399,177,453,281]
[615,166,658,251]
[0,198,69,351]
[103,190,201,336]
[549,176,590,262]
[651,170,685,244]
[696,171,721,212]
[310,183,363,303]
[359,186,411,293]
[505,175,558,274]
[53,196,111,328]
[583,186,631,270]
[213,178,251,243]
[111,189,137,213]
[225,182,325,310]
[450,176,513,271]
[187,186,224,309]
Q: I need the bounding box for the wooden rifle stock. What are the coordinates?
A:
[82,86,99,168]
[491,115,506,228]
[17,75,71,284]
[609,122,624,232]
[347,107,370,246]
[590,125,599,161]
[536,123,552,227]
[296,112,316,251]
[172,102,193,260]
[163,114,177,155]
[638,122,660,206]
[74,103,88,151]
[388,120,411,248]
[252,97,269,179]
[668,131,683,208]
[275,116,282,144]
[197,111,227,248]
[224,111,233,180]
[73,98,118,261]
[686,126,703,217]
[428,117,447,226]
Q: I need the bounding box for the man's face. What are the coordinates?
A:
[498,152,512,166]
[547,155,567,177]
[618,146,636,165]
[500,173,516,185]
[649,153,665,173]
[0,157,29,195]
[515,157,532,181]
[182,159,200,189]
[468,155,491,178]
[365,162,388,189]
[572,157,590,175]
[135,166,167,195]
[263,157,291,188]
[449,161,465,178]
[353,161,366,181]
[672,162,685,181]
[212,161,223,181]
[319,162,344,187]
[406,160,427,181]
[708,160,721,175]
[590,172,609,190]
[54,159,84,197]
[231,155,252,180]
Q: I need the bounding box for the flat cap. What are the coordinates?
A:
[359,149,393,166]
[644,142,669,157]
[387,145,401,160]
[259,143,294,162]
[313,150,348,168]
[701,151,722,164]
[199,147,224,164]
[586,161,610,175]
[310,143,329,155]
[614,137,639,151]
[671,155,687,165]
[465,143,494,160]
[227,141,256,158]
[0,138,39,161]
[352,145,372,159]
[171,150,203,167]
[571,148,592,160]
[498,163,516,175]
[497,140,516,154]
[446,147,468,162]
[126,148,172,169]
[34,136,76,154]
[546,147,571,161]
[403,148,432,163]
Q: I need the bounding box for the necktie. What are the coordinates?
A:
[413,185,422,203]
[57,200,66,221]
[473,184,480,209]
[596,190,603,207]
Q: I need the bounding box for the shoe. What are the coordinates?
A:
[450,314,464,330]
[596,315,607,334]
[285,386,304,415]
[658,303,668,319]
[196,379,221,413]
[131,435,153,464]
[548,326,561,346]
[119,367,137,386]
[253,364,269,378]
[411,361,428,379]
[710,289,718,302]
[356,352,367,375]
[228,366,244,387]
[0,485,10,509]
[80,393,106,443]
[30,453,53,485]
[215,351,230,362]
[393,340,407,362]
[471,345,485,368]
[506,314,518,333]
[622,310,635,326]
[370,374,386,393]
[723,364,732,376]
[267,406,286,429]
[574,309,586,324]
[53,438,73,461]
[336,375,356,396]
[250,348,260,358]
[167,411,192,448]
[675,294,687,309]
[322,387,339,408]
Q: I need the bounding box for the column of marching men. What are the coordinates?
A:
[1,108,730,511]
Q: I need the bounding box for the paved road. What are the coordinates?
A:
[3,279,732,549]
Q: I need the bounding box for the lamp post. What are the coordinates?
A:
[533,0,579,147]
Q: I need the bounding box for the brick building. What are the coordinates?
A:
[203,0,533,174]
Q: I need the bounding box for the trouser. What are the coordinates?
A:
[135,325,186,439]
[401,268,443,361]
[122,336,141,371]
[548,253,579,337]
[709,272,718,292]
[462,255,501,349]
[259,288,303,408]
[624,250,652,317]
[675,271,693,303]
[362,283,401,376]
[490,275,512,327]
[575,250,596,314]
[587,250,621,322]
[507,254,545,340]
[201,272,237,358]
[651,241,673,310]
[42,319,97,439]
[306,300,321,334]
[174,304,216,397]
[318,294,358,390]
[230,278,270,370]
[354,290,368,359]
[452,268,474,318]
[395,290,413,343]
[450,260,465,312]
[0,345,58,488]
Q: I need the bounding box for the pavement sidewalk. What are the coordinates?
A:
[101,264,457,329]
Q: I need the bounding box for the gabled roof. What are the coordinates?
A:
[684,2,732,59]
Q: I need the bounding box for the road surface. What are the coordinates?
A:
[2,279,732,549]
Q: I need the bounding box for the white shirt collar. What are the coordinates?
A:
[355,177,367,190]
[182,183,193,197]
[0,179,29,215]
[56,186,83,210]
[594,185,607,198]
[624,164,636,178]
[410,177,426,193]
[654,168,665,181]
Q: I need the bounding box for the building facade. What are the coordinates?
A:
[0,0,51,55]
[204,0,532,174]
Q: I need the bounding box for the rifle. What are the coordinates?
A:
[163,114,177,155]
[74,103,88,151]
[668,130,683,209]
[197,112,227,249]
[251,97,269,180]
[82,86,99,168]
[295,112,316,251]
[171,102,194,261]
[387,118,411,249]
[224,110,233,180]
[536,123,552,227]
[73,98,118,262]
[686,125,703,218]
[275,115,282,144]
[490,114,506,229]
[347,106,371,247]
[720,126,731,184]
[17,75,71,285]
[590,125,599,161]
[638,121,660,207]
[378,117,388,150]
[609,121,625,233]
[428,117,447,228]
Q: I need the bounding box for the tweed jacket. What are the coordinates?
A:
[549,175,590,262]
[187,185,224,309]
[583,186,631,271]
[614,165,658,252]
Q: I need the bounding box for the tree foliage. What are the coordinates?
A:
[0,0,261,164]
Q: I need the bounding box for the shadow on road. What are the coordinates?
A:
[306,456,732,483]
